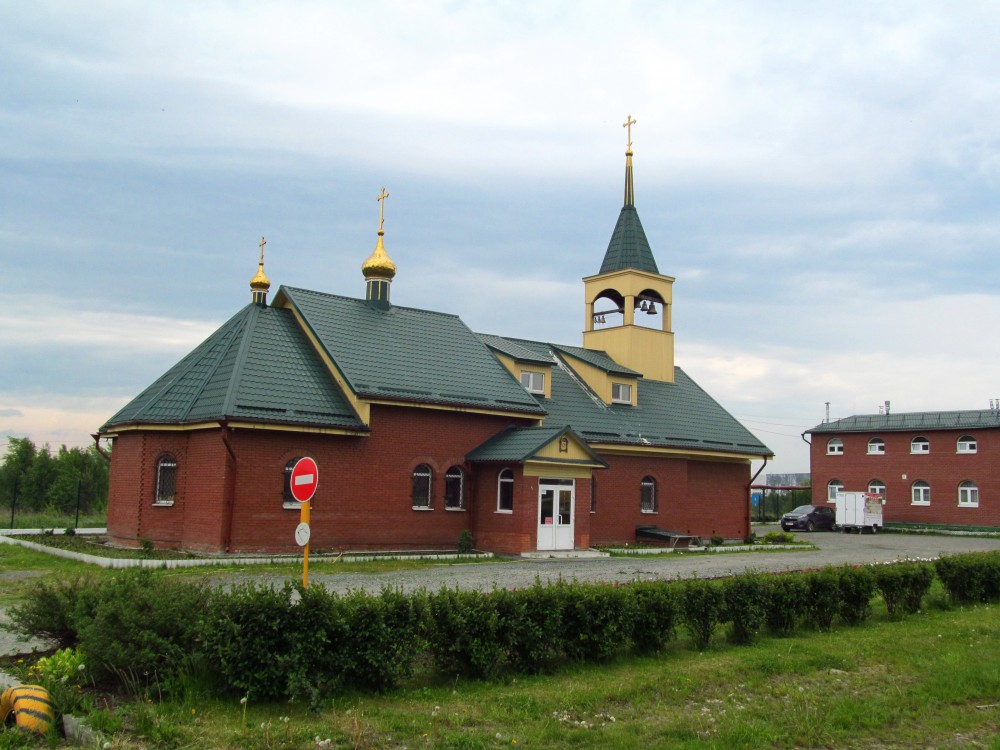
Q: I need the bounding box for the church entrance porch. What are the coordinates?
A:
[537,478,575,551]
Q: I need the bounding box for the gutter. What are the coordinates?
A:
[219,421,238,553]
[91,434,111,461]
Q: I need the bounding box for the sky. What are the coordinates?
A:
[2,1,998,477]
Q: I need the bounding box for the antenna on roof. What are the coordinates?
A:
[885,400,891,416]
[878,404,884,415]
[824,402,830,424]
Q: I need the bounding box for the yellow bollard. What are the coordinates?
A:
[0,684,55,735]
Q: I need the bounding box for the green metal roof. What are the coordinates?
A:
[467,425,606,466]
[598,206,659,275]
[479,334,553,365]
[807,410,1000,434]
[280,287,546,415]
[101,304,363,431]
[552,343,641,378]
[476,335,772,457]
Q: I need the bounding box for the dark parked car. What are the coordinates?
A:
[781,504,835,532]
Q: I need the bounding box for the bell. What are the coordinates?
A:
[646,302,657,315]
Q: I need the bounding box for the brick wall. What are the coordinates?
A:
[810,427,1000,527]
[588,455,751,545]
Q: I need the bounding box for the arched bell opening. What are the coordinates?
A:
[633,288,667,330]
[590,289,625,330]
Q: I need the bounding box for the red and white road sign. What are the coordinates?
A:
[289,457,318,503]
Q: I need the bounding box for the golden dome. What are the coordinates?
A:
[250,261,271,291]
[361,232,397,280]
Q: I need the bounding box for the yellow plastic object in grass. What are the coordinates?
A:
[0,684,55,734]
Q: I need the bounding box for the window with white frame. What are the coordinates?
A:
[911,480,931,505]
[958,481,979,507]
[497,468,514,512]
[154,455,177,506]
[957,435,978,454]
[910,436,930,454]
[867,480,886,500]
[641,475,657,513]
[282,457,304,509]
[827,438,844,455]
[867,437,885,455]
[444,466,465,510]
[827,479,844,502]
[412,464,433,509]
[520,371,545,395]
[611,383,632,404]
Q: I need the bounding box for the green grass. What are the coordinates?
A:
[0,506,107,530]
[15,598,995,749]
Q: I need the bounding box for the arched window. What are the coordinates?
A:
[282,457,303,508]
[911,480,931,505]
[910,436,930,454]
[827,479,844,502]
[444,466,465,510]
[957,435,977,454]
[867,480,886,500]
[641,476,657,513]
[412,464,433,509]
[826,438,844,455]
[958,481,979,507]
[867,438,885,455]
[497,469,514,512]
[154,455,177,506]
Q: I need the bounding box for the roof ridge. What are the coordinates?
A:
[221,304,262,417]
[281,286,462,320]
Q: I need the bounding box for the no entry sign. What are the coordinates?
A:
[289,457,319,503]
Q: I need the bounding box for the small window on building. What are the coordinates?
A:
[590,476,597,514]
[497,468,514,512]
[867,480,886,500]
[641,475,657,513]
[520,371,545,395]
[154,455,177,506]
[282,457,304,508]
[911,480,931,505]
[611,383,632,404]
[827,479,844,502]
[958,481,979,507]
[867,438,885,455]
[444,466,465,510]
[910,436,930,454]
[957,435,977,454]
[412,464,433,509]
[826,438,844,455]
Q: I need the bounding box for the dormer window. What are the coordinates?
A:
[520,371,545,395]
[611,383,632,404]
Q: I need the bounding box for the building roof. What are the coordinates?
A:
[598,205,659,275]
[467,425,606,466]
[807,410,1000,434]
[101,304,364,431]
[552,343,641,378]
[479,334,553,365]
[478,335,772,456]
[280,287,546,415]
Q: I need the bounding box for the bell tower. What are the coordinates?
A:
[582,115,675,382]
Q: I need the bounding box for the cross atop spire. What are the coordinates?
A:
[258,236,266,263]
[623,114,636,153]
[250,235,271,305]
[377,186,390,234]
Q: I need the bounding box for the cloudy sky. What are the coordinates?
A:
[2,1,998,476]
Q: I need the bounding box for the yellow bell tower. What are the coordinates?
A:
[582,115,675,383]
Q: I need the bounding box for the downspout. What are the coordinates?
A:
[746,455,769,532]
[220,421,238,553]
[91,434,112,461]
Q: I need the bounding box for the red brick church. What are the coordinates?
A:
[97,126,772,555]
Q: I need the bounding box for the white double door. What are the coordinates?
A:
[537,478,575,551]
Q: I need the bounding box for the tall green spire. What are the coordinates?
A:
[597,115,659,275]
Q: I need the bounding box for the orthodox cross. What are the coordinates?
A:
[377,187,390,232]
[258,236,266,263]
[623,114,636,151]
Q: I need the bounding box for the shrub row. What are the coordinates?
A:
[10,552,1000,705]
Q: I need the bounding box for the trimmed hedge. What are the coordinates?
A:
[12,552,1000,702]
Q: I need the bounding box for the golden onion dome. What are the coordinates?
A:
[249,261,270,291]
[361,232,397,280]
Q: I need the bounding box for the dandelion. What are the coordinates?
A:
[240,696,248,705]
[191,708,197,715]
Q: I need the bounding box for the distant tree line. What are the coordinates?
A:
[0,437,109,514]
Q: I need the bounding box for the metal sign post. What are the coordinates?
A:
[289,457,319,588]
